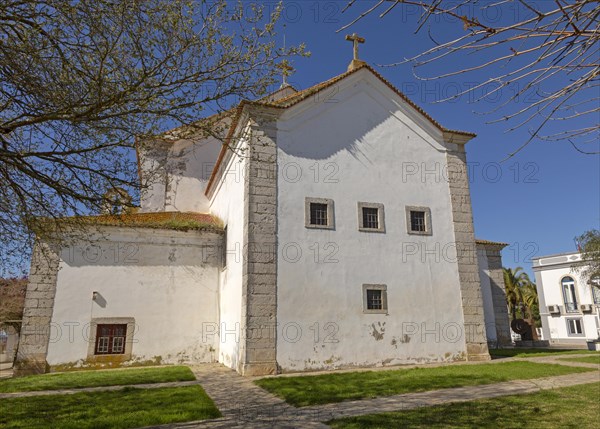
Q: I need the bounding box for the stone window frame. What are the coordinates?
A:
[305,197,335,230]
[406,206,433,236]
[87,317,135,361]
[362,284,388,314]
[357,202,386,233]
[565,317,585,337]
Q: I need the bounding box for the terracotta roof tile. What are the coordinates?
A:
[475,238,509,247]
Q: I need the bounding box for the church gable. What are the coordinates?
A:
[277,69,448,162]
[204,65,475,196]
[261,64,475,144]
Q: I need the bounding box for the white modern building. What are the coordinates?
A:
[533,252,600,346]
[16,48,511,376]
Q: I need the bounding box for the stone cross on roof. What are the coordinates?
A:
[345,33,366,71]
[277,59,293,88]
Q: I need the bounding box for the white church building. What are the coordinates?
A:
[16,45,511,376]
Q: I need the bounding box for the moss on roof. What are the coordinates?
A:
[62,211,223,232]
[475,238,509,247]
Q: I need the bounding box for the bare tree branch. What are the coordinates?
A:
[0,0,307,275]
[342,0,600,156]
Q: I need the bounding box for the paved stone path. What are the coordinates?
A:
[143,364,330,428]
[0,354,597,429]
[144,356,598,429]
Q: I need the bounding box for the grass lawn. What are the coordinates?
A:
[255,362,595,407]
[560,355,600,365]
[0,385,221,429]
[489,348,599,358]
[0,366,195,393]
[328,382,600,429]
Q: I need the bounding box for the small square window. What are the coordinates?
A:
[566,318,584,336]
[305,198,334,230]
[363,207,379,229]
[366,290,382,310]
[358,202,385,232]
[95,324,127,355]
[362,284,388,314]
[410,211,426,232]
[311,203,329,226]
[87,317,135,361]
[406,206,432,235]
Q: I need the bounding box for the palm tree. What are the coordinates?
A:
[521,282,541,340]
[503,267,529,320]
[521,283,539,319]
[503,267,540,340]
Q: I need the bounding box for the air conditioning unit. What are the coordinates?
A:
[547,305,560,315]
[580,304,594,313]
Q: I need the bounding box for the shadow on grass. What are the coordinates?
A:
[0,385,221,429]
[0,366,196,393]
[489,348,599,359]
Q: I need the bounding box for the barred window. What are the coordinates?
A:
[310,203,329,226]
[305,198,334,230]
[366,289,383,310]
[358,202,385,232]
[406,206,432,235]
[410,211,426,232]
[363,207,379,229]
[362,284,388,314]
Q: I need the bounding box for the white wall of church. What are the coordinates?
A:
[139,135,222,213]
[45,227,221,366]
[533,254,600,344]
[477,249,497,342]
[275,70,468,371]
[208,138,248,371]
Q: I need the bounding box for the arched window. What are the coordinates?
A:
[590,274,600,305]
[561,276,578,313]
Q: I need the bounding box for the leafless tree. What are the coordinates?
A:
[341,0,599,157]
[0,0,305,275]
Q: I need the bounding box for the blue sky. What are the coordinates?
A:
[273,1,599,275]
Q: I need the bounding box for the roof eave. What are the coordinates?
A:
[475,238,509,248]
[442,129,477,145]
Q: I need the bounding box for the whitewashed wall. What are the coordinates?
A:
[208,136,249,371]
[477,249,497,342]
[46,227,221,366]
[275,69,467,371]
[139,135,222,213]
